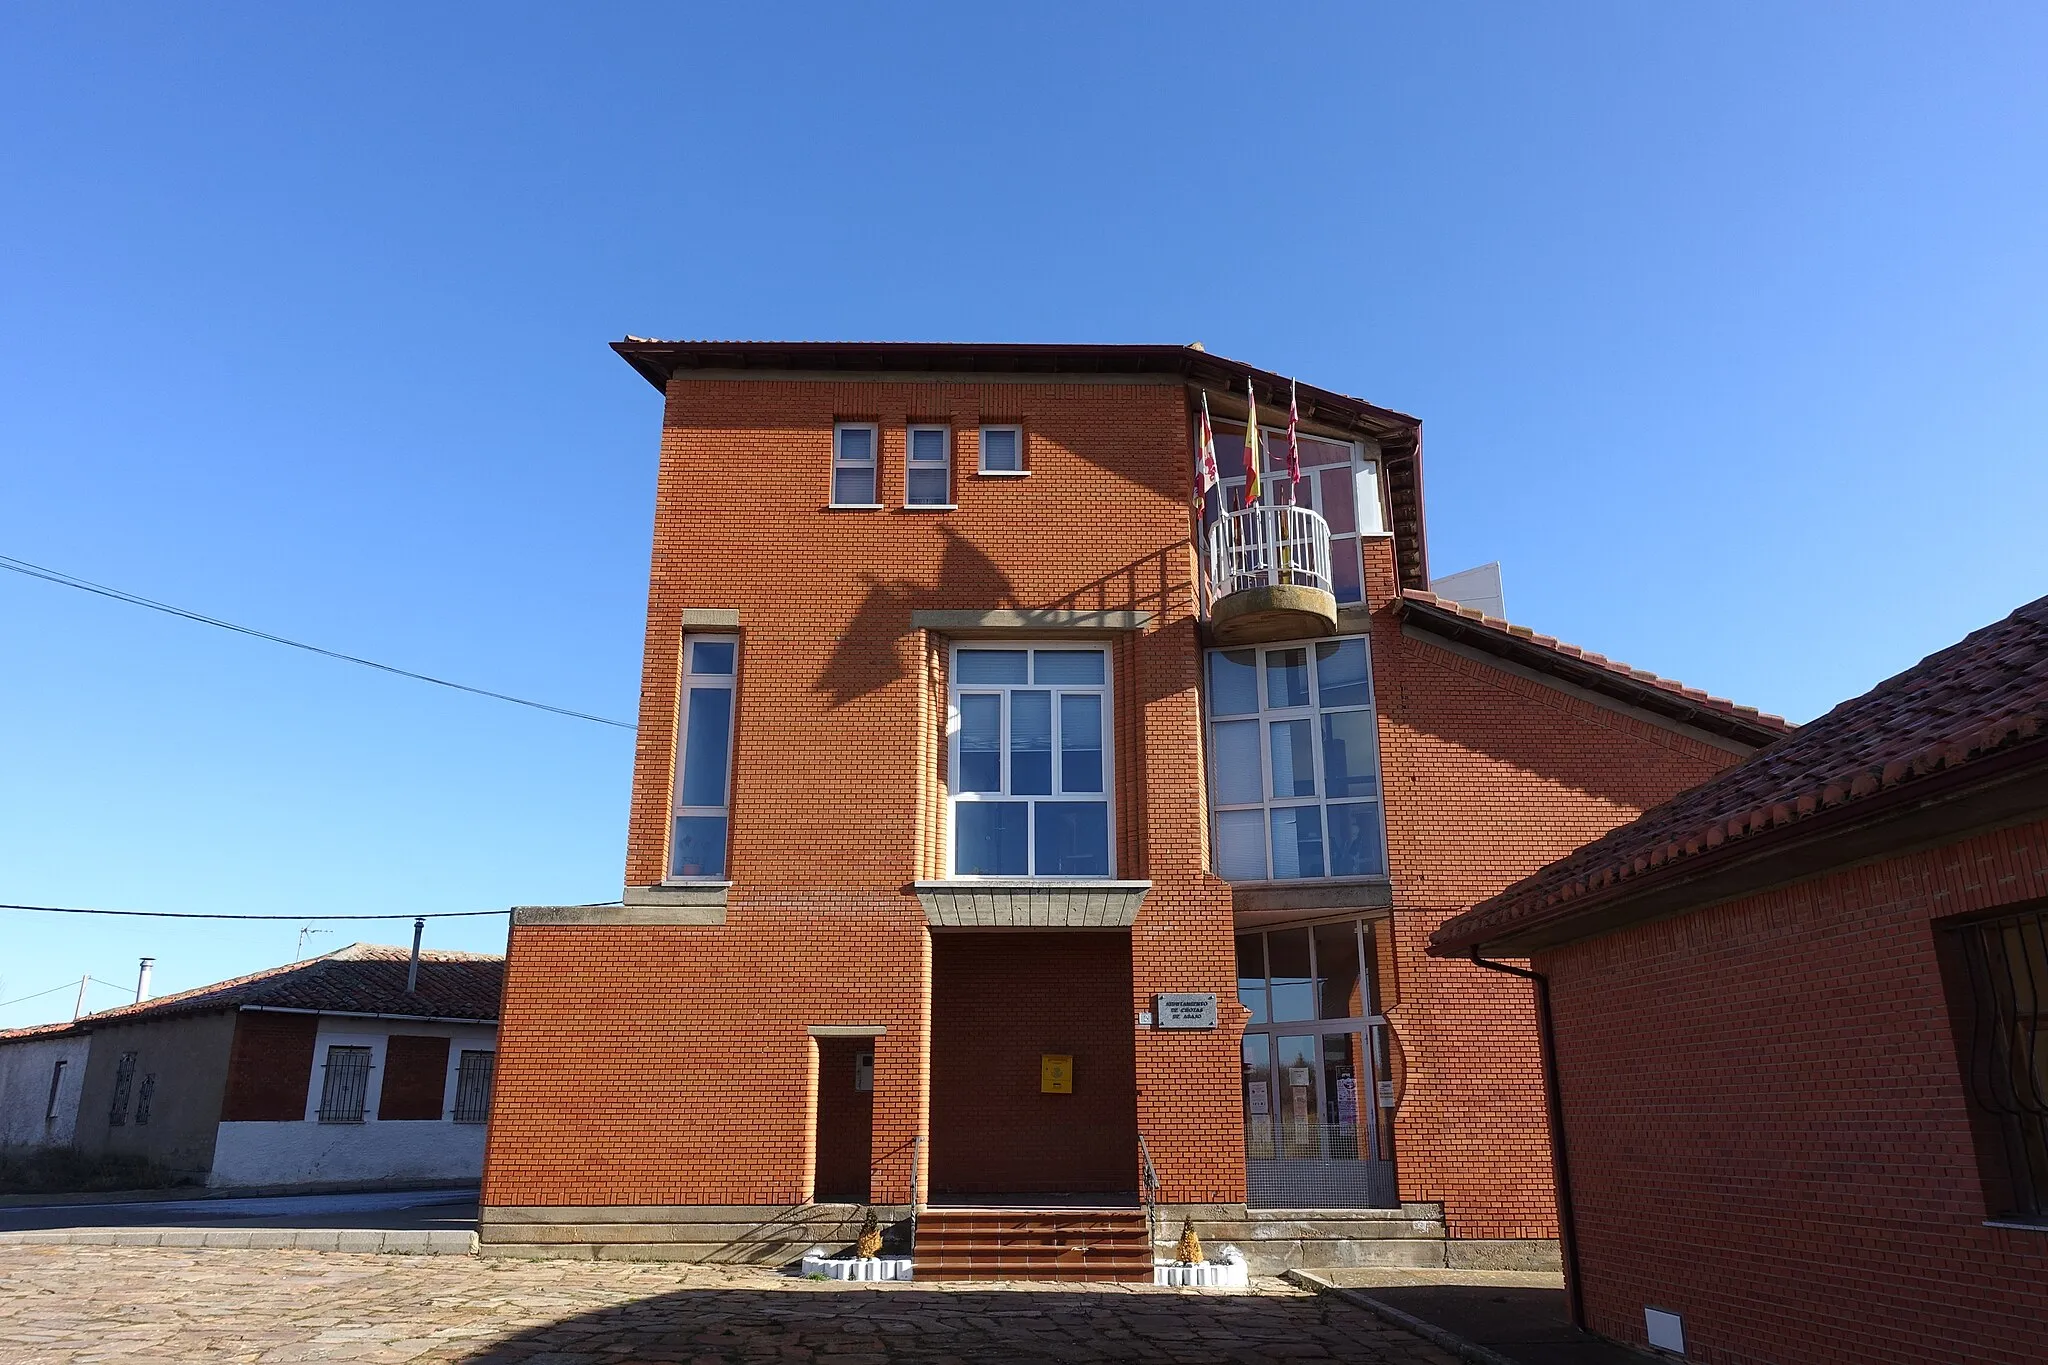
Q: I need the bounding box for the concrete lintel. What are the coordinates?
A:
[513,894,726,928]
[807,1024,886,1038]
[679,608,741,628]
[910,609,1154,633]
[1232,877,1394,918]
[912,879,1151,928]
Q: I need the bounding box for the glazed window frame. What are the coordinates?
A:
[830,422,881,508]
[668,633,738,882]
[905,424,954,508]
[978,424,1026,476]
[946,643,1115,879]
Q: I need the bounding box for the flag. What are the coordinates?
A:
[1285,379,1302,501]
[1242,379,1261,509]
[1194,391,1221,525]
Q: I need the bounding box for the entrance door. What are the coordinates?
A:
[813,1038,873,1203]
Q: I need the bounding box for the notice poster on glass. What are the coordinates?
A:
[1336,1072,1357,1126]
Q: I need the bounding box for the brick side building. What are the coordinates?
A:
[484,342,1785,1272]
[1432,597,2048,1362]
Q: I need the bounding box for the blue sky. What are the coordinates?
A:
[3,4,2044,1025]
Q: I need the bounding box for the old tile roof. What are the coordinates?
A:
[611,339,1434,590]
[1430,594,2048,956]
[1397,590,1793,746]
[0,944,502,1042]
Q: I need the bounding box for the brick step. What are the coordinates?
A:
[917,1262,1151,1283]
[916,1209,1153,1282]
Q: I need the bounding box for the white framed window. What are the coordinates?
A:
[906,425,953,507]
[948,644,1113,877]
[671,634,738,880]
[1215,428,1384,604]
[978,424,1025,475]
[831,423,880,507]
[1206,637,1387,883]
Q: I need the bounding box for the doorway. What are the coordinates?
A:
[813,1037,873,1203]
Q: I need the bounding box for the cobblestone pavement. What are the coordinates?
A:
[0,1245,1463,1364]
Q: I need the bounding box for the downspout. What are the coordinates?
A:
[1469,947,1584,1331]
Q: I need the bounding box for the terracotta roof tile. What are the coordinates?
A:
[1431,595,2048,955]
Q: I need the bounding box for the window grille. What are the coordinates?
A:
[108,1051,136,1126]
[1953,909,2048,1221]
[317,1045,373,1123]
[45,1059,67,1121]
[453,1049,495,1124]
[135,1073,157,1126]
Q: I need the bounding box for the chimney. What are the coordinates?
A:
[406,918,424,994]
[135,957,155,1003]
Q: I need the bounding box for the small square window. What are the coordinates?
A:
[979,425,1024,474]
[833,424,879,507]
[906,425,952,507]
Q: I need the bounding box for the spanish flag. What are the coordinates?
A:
[1242,379,1261,509]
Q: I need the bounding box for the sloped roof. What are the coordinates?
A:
[1397,590,1792,746]
[1431,595,2048,956]
[0,944,502,1042]
[610,338,1433,590]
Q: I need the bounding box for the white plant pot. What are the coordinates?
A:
[799,1252,914,1281]
[1153,1257,1249,1288]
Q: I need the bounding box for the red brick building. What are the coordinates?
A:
[483,342,1785,1272]
[1432,597,2048,1361]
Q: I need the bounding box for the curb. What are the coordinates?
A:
[1284,1269,1523,1365]
[0,1228,479,1255]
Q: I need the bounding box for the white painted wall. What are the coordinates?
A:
[0,1033,90,1149]
[207,1017,495,1188]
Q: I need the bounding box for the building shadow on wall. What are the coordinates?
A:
[816,526,1197,709]
[457,1285,1402,1364]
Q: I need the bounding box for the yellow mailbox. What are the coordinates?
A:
[1040,1053,1073,1094]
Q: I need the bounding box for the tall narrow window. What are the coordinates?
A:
[318,1045,373,1123]
[906,425,952,506]
[45,1058,68,1121]
[135,1074,157,1126]
[832,423,879,506]
[672,634,738,880]
[107,1051,136,1126]
[1947,908,2048,1222]
[453,1049,496,1124]
[1207,638,1386,882]
[949,645,1112,877]
[979,424,1024,474]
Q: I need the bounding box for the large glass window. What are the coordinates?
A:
[1207,638,1386,882]
[949,644,1112,877]
[1213,427,1384,604]
[671,634,737,880]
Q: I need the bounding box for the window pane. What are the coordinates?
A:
[671,814,727,878]
[690,640,735,675]
[833,466,876,505]
[1216,809,1267,880]
[1236,933,1268,1025]
[1322,1033,1365,1157]
[1011,690,1052,795]
[958,694,1002,792]
[1242,1033,1273,1156]
[1059,694,1103,793]
[1356,463,1384,534]
[1208,649,1260,715]
[956,802,1028,875]
[910,428,947,462]
[1327,802,1386,877]
[1267,928,1314,1022]
[1331,539,1363,605]
[1034,650,1105,684]
[1269,719,1316,797]
[1270,806,1326,879]
[1318,465,1357,534]
[1316,639,1371,708]
[1315,921,1364,1020]
[1210,719,1262,806]
[1301,433,1351,467]
[837,427,873,462]
[956,650,1028,684]
[906,467,950,505]
[1321,709,1380,798]
[678,686,732,807]
[1266,648,1310,708]
[981,427,1019,471]
[1214,431,1246,481]
[1035,801,1109,876]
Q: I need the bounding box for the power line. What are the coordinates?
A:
[0,980,94,1011]
[0,553,636,730]
[0,902,544,922]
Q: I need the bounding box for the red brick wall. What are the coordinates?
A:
[219,1011,317,1122]
[930,932,1138,1197]
[1361,540,1747,1239]
[1533,818,2048,1364]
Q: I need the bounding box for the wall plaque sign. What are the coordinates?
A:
[1153,993,1218,1030]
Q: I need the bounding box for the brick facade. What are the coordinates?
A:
[483,358,1756,1246]
[1531,818,2048,1363]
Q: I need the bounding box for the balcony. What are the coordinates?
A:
[1202,504,1338,645]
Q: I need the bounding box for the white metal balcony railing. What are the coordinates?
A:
[1204,504,1334,604]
